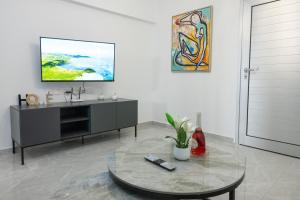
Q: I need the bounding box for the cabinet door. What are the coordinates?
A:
[20,108,60,146]
[117,101,138,129]
[91,103,116,133]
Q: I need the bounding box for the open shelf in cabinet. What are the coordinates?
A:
[60,106,89,122]
[61,120,90,139]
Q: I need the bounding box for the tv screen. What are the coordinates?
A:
[40,37,115,82]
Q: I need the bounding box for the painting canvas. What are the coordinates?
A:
[172,6,212,72]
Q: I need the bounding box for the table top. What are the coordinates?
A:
[108,138,246,198]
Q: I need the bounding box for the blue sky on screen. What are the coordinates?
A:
[41,38,114,59]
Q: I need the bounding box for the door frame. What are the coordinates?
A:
[235,0,245,144]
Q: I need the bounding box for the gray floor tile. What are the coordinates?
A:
[0,124,298,200]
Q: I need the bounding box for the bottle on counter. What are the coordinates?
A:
[191,127,206,156]
[191,112,205,155]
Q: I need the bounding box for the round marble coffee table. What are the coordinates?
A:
[108,138,245,200]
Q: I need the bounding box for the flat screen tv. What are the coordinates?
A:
[40,37,115,82]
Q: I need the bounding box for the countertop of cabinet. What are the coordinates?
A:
[10,98,137,111]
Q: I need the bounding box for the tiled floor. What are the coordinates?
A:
[0,123,299,200]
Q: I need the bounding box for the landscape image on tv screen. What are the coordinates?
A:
[41,37,115,81]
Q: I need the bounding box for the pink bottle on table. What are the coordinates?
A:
[191,113,205,156]
[191,127,206,155]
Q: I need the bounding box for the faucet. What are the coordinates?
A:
[70,87,74,100]
[67,87,83,102]
[78,86,81,100]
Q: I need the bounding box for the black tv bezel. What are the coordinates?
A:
[40,36,115,82]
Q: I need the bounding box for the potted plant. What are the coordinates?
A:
[165,113,194,160]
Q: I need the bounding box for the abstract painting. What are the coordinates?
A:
[172,6,212,72]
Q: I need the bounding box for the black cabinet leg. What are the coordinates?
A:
[135,126,137,137]
[81,136,84,144]
[21,147,24,165]
[12,139,15,154]
[229,189,235,200]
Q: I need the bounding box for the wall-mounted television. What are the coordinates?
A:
[40,37,115,82]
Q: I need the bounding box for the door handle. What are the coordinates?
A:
[244,67,259,79]
[244,67,259,73]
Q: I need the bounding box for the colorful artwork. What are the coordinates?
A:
[172,7,212,72]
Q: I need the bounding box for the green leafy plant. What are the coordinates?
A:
[165,113,194,148]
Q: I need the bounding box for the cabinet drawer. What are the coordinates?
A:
[117,101,138,128]
[20,108,60,146]
[91,103,116,133]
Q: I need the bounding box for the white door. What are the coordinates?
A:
[239,0,300,158]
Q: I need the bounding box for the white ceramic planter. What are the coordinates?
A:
[173,146,190,161]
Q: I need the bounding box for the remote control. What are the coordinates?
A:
[144,154,176,171]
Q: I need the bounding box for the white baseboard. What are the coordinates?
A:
[146,121,234,142]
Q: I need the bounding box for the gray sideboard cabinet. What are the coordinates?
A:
[10,99,138,165]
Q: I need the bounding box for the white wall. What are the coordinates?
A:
[66,0,158,23]
[152,0,242,138]
[0,0,243,150]
[0,0,157,150]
